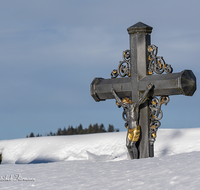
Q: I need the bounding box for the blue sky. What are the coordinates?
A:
[0,0,199,140]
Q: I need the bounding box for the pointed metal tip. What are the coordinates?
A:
[127,22,153,34]
[128,22,152,29]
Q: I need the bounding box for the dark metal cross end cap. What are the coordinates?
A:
[181,70,196,96]
[90,78,105,102]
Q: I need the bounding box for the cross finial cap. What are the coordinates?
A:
[127,22,153,34]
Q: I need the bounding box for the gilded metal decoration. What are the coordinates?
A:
[148,45,173,75]
[111,50,130,78]
[149,96,170,145]
[147,44,172,144]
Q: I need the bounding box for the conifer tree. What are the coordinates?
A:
[29,132,35,137]
[77,124,83,134]
[63,127,67,135]
[57,128,62,136]
[93,123,99,133]
[100,124,106,132]
[87,124,93,133]
[108,124,114,132]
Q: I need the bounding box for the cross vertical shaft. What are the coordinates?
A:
[127,23,153,158]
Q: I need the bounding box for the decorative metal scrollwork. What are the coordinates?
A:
[111,50,130,78]
[149,96,170,145]
[148,45,173,75]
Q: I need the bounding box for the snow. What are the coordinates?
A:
[0,128,200,189]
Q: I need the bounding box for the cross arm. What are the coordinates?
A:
[91,77,132,102]
[138,70,196,96]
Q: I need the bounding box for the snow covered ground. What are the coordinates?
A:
[0,128,200,189]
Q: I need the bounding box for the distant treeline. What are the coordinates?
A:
[26,123,119,138]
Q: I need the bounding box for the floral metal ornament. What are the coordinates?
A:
[148,45,173,75]
[147,44,173,145]
[111,50,130,78]
[149,96,170,145]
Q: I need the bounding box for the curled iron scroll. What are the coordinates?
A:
[149,96,170,145]
[148,45,173,75]
[111,50,130,78]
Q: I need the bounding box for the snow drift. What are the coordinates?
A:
[0,128,200,190]
[0,128,200,164]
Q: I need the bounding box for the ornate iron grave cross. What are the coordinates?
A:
[90,22,196,159]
